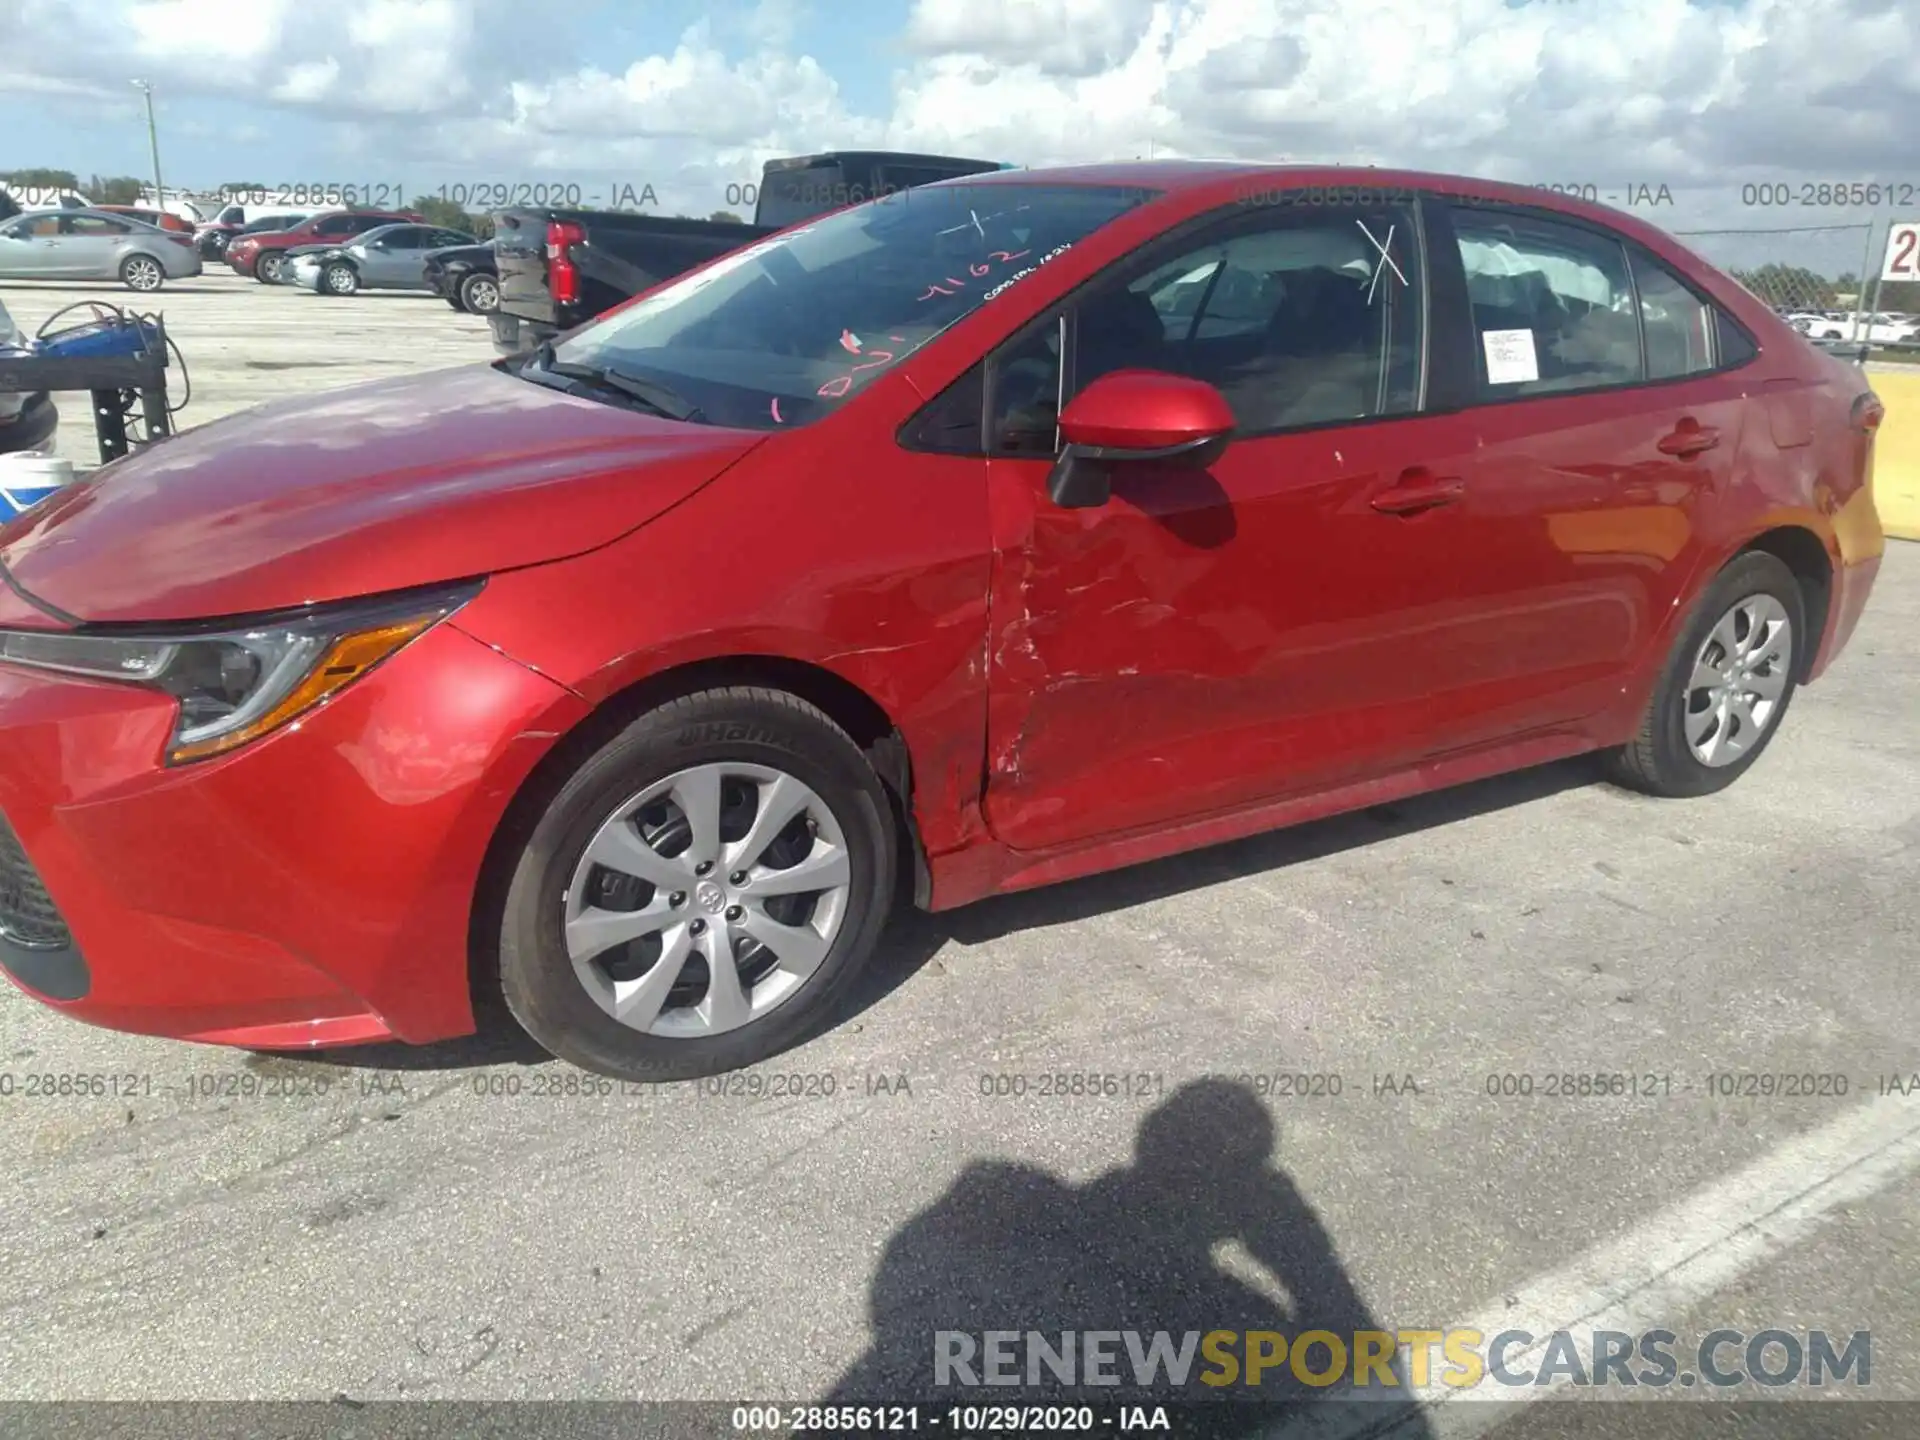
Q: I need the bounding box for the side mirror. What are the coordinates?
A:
[1047,370,1235,509]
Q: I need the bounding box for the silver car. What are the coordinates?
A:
[0,208,203,291]
[291,223,477,295]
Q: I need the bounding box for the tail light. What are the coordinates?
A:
[546,221,585,306]
[166,232,194,248]
[1851,392,1884,433]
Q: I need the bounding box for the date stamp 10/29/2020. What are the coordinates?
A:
[214,181,662,211]
[2,1067,1916,1107]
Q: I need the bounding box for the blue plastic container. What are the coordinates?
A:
[35,318,162,360]
[0,454,76,519]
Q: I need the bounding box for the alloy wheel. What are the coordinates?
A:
[1684,594,1793,767]
[466,277,498,312]
[562,763,853,1038]
[325,264,357,294]
[124,256,162,291]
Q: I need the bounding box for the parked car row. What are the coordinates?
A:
[191,204,501,312]
[1776,307,1920,344]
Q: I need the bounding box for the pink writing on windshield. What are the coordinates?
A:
[817,333,909,398]
[917,250,1031,302]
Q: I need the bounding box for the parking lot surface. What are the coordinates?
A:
[1,275,1917,1432]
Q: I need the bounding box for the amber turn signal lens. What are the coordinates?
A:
[166,614,439,764]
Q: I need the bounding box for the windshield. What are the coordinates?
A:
[546,182,1155,430]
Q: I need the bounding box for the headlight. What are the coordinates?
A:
[0,580,482,764]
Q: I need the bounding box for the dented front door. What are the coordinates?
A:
[980,412,1492,855]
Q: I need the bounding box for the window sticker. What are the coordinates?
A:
[1482,328,1539,384]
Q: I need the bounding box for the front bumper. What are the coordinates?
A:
[0,618,587,1049]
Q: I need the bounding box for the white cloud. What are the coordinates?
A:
[903,0,1161,77]
[1,0,1915,233]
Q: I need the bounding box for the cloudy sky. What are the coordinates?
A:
[2,0,1915,272]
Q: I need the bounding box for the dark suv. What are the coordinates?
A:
[225,208,424,282]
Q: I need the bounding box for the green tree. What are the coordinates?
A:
[1878,280,1920,311]
[0,167,80,190]
[86,174,147,205]
[410,195,493,240]
[1729,263,1836,310]
[709,210,745,223]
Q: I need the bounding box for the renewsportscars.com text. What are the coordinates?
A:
[934,1328,1870,1390]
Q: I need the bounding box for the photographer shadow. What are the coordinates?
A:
[814,1078,1436,1439]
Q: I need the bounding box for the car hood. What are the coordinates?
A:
[0,364,767,624]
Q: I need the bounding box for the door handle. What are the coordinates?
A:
[1371,470,1465,515]
[1657,421,1720,457]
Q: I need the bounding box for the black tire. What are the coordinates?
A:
[322,260,358,296]
[496,687,898,1082]
[255,252,285,284]
[1605,551,1805,798]
[119,253,164,292]
[459,271,499,314]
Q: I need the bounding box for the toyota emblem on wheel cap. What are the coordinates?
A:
[695,880,727,913]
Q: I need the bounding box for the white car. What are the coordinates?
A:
[1802,312,1920,343]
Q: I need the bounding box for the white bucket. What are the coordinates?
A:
[0,452,76,518]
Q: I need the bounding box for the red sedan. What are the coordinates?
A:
[0,163,1885,1081]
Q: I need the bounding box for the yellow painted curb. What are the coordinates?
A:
[1869,369,1920,542]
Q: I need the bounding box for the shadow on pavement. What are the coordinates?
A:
[811,1077,1438,1439]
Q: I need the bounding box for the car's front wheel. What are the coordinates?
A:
[256,253,285,284]
[496,688,898,1082]
[322,261,358,295]
[1605,551,1805,798]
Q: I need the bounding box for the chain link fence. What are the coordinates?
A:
[1670,223,1919,353]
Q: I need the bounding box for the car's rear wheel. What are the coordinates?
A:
[322,261,358,295]
[459,273,500,314]
[256,252,285,284]
[120,254,164,292]
[1605,551,1805,798]
[496,687,898,1082]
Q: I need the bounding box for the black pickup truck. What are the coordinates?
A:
[487,150,1008,354]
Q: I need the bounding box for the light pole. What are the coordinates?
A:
[130,79,165,210]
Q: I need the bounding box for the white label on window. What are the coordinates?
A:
[1482,328,1539,384]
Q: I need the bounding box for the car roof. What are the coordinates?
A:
[12,206,164,229]
[918,160,1715,259]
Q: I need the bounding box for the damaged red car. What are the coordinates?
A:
[0,163,1885,1080]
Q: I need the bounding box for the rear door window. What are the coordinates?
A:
[1627,248,1717,379]
[1449,206,1642,396]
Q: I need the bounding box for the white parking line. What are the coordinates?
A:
[1280,1093,1920,1439]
